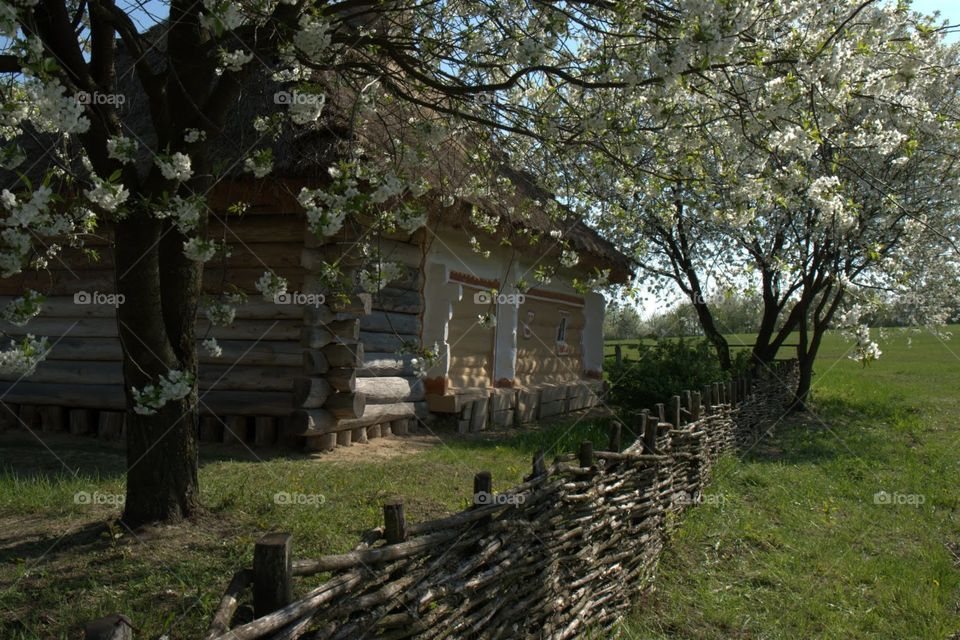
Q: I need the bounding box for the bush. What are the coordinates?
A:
[605,338,730,413]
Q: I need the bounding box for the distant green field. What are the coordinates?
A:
[617,325,960,639]
[604,331,805,361]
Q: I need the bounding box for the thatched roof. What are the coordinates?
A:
[4,26,634,283]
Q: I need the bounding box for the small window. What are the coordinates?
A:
[556,315,567,343]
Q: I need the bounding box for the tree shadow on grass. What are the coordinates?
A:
[739,393,921,468]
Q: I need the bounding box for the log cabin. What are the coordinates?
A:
[0,33,633,451]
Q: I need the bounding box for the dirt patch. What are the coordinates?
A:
[307,432,445,462]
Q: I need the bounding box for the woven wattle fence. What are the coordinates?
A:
[203,361,800,640]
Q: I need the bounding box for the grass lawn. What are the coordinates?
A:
[618,327,960,639]
[1,327,958,638]
[0,410,612,638]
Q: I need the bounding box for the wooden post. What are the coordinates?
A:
[655,403,666,422]
[670,396,681,428]
[383,499,406,544]
[608,421,622,452]
[254,417,277,446]
[253,533,293,618]
[702,385,712,412]
[473,471,493,522]
[69,409,94,436]
[614,344,622,365]
[727,379,736,405]
[0,403,17,431]
[84,614,133,640]
[531,449,546,478]
[683,390,692,416]
[712,382,721,407]
[97,412,124,440]
[39,406,65,433]
[578,440,594,469]
[691,391,702,421]
[642,413,657,454]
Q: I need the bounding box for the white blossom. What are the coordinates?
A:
[132,369,195,415]
[156,152,193,182]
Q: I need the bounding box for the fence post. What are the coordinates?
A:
[253,532,293,617]
[614,344,623,364]
[683,390,692,416]
[655,403,666,422]
[608,421,622,452]
[473,471,492,507]
[691,390,701,421]
[642,413,657,454]
[727,380,736,406]
[712,382,721,407]
[702,384,713,413]
[531,449,547,478]
[578,441,594,468]
[383,499,407,544]
[670,395,681,428]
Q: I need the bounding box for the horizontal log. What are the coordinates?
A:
[0,382,293,415]
[358,353,418,377]
[302,305,335,326]
[322,343,363,368]
[324,392,366,419]
[0,360,299,391]
[288,409,336,435]
[55,242,302,271]
[301,327,334,349]
[38,338,301,367]
[0,317,301,341]
[359,311,419,335]
[302,350,330,376]
[360,331,418,354]
[334,401,427,430]
[355,377,424,404]
[325,368,357,392]
[369,288,420,314]
[292,377,332,409]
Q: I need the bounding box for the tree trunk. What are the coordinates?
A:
[114,207,202,527]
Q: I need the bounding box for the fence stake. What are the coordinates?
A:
[614,344,623,364]
[473,471,492,507]
[683,390,692,415]
[608,421,622,452]
[578,441,594,468]
[712,382,721,407]
[655,403,666,422]
[691,391,701,421]
[642,413,657,454]
[702,384,713,413]
[383,499,406,544]
[670,396,681,428]
[84,614,133,640]
[531,449,547,478]
[253,532,293,617]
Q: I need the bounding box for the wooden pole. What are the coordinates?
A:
[383,499,406,544]
[473,471,492,506]
[608,421,622,452]
[578,441,594,469]
[253,533,293,618]
[642,413,657,454]
[614,344,622,365]
[531,450,546,478]
[691,391,701,421]
[670,396,681,428]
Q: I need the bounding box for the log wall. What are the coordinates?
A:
[514,296,584,387]
[203,361,801,639]
[0,212,309,445]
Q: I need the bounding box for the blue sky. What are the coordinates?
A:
[910,0,960,41]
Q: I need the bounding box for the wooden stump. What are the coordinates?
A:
[69,409,94,436]
[39,406,65,433]
[304,432,336,452]
[380,422,392,437]
[351,426,368,444]
[336,429,352,447]
[367,423,381,439]
[254,417,277,446]
[391,419,408,435]
[199,417,223,443]
[97,412,125,440]
[223,416,248,445]
[0,403,19,431]
[253,533,293,617]
[18,404,39,430]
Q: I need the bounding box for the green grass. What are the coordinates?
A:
[617,326,960,639]
[2,327,959,638]
[0,415,613,638]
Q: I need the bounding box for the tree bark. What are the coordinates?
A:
[114,207,202,526]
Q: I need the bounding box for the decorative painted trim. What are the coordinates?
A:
[524,288,585,306]
[448,271,499,289]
